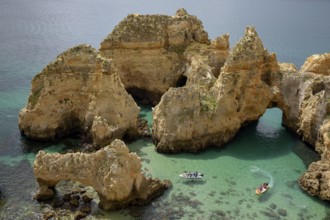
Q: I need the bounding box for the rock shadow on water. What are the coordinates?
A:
[292,141,320,168]
[20,135,81,155]
[160,146,223,161]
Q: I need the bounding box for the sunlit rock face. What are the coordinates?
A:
[300,53,330,76]
[99,8,223,105]
[293,53,330,201]
[277,53,330,155]
[19,8,330,203]
[153,26,279,153]
[18,45,139,146]
[33,139,171,210]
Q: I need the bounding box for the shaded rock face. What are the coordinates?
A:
[153,27,279,153]
[33,139,171,210]
[100,9,227,105]
[19,44,139,146]
[299,160,330,200]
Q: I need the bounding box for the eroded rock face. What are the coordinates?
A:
[299,160,330,200]
[290,53,330,200]
[153,27,279,153]
[19,44,139,146]
[100,9,212,105]
[300,53,330,75]
[20,9,330,203]
[33,139,171,210]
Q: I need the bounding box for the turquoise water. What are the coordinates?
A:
[126,107,328,219]
[0,0,330,219]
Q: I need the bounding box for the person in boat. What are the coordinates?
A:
[258,182,269,191]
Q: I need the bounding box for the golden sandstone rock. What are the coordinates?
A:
[99,8,211,105]
[19,44,139,146]
[20,8,330,205]
[34,139,170,210]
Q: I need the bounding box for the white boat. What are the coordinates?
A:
[179,172,204,179]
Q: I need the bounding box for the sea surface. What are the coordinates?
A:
[0,0,329,219]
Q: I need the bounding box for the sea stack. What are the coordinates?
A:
[19,44,140,147]
[19,9,330,204]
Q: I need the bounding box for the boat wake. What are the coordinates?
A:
[250,165,274,188]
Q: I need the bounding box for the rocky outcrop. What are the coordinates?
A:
[299,160,330,200]
[152,26,279,153]
[290,53,330,200]
[19,45,139,146]
[300,53,330,75]
[19,9,330,203]
[34,139,171,210]
[100,8,228,105]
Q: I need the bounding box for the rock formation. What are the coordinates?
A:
[100,8,228,105]
[299,160,330,200]
[34,139,171,210]
[19,44,139,146]
[150,24,330,200]
[19,8,330,204]
[153,26,279,153]
[300,53,330,75]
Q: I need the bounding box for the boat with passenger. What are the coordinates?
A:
[256,182,270,195]
[179,171,204,180]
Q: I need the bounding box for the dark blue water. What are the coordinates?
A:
[0,0,329,219]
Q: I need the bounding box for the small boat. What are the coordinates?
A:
[256,183,270,195]
[179,172,204,180]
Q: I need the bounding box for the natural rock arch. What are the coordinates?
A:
[152,26,330,201]
[33,139,171,210]
[19,8,330,204]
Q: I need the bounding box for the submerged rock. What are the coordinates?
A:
[33,139,171,210]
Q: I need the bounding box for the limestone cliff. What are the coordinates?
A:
[100,9,228,105]
[290,53,330,201]
[33,139,171,210]
[299,160,330,200]
[152,26,279,153]
[19,44,139,146]
[19,9,330,203]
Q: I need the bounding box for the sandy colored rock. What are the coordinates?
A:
[19,44,139,146]
[299,160,330,200]
[100,9,225,104]
[33,139,171,210]
[300,53,330,75]
[279,62,298,74]
[18,9,330,203]
[153,26,279,153]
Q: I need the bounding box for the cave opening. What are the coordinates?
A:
[176,75,187,87]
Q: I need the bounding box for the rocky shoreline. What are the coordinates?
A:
[19,8,330,216]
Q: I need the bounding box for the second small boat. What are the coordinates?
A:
[179,171,204,180]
